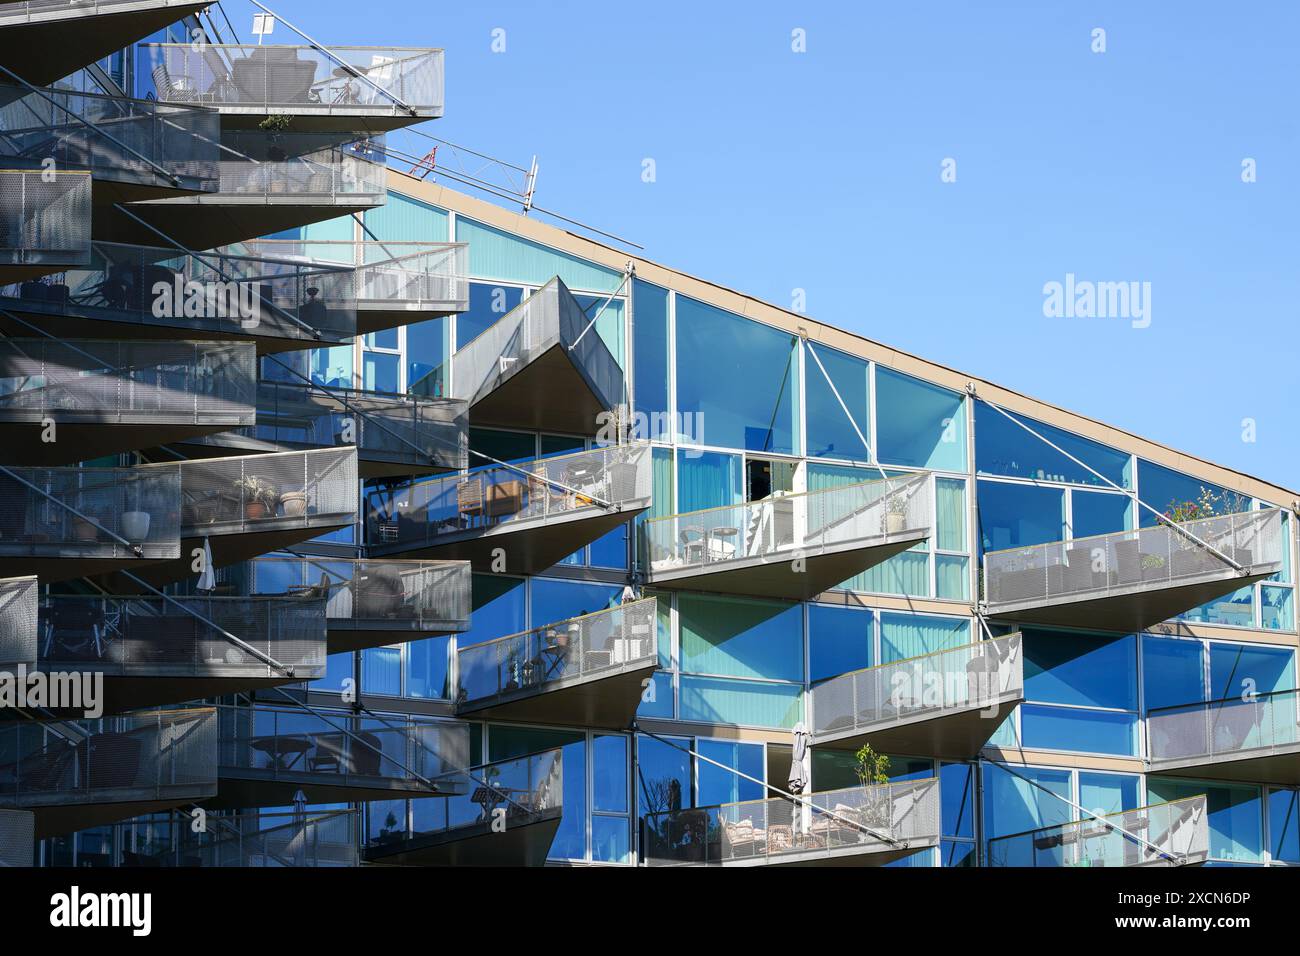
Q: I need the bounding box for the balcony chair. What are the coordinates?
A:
[455,478,483,529]
[42,601,107,662]
[484,479,525,520]
[151,64,202,104]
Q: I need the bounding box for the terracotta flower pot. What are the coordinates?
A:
[245,501,271,520]
[279,491,308,517]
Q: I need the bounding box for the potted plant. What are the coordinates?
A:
[883,494,908,535]
[853,744,892,830]
[279,489,309,517]
[121,483,151,543]
[1141,553,1167,581]
[234,475,280,520]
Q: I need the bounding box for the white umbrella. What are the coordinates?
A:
[196,536,216,592]
[789,722,813,841]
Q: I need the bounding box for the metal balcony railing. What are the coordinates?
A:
[456,598,657,711]
[645,472,932,577]
[0,86,218,191]
[810,632,1023,743]
[1147,688,1300,768]
[38,594,327,678]
[195,380,466,472]
[987,795,1209,867]
[0,464,180,560]
[140,44,444,119]
[0,240,356,343]
[0,0,199,25]
[174,447,357,538]
[983,509,1285,608]
[366,443,652,550]
[0,168,90,270]
[0,339,256,426]
[217,705,470,791]
[0,809,33,867]
[0,707,217,808]
[0,576,37,667]
[642,777,940,867]
[239,556,470,635]
[153,810,358,867]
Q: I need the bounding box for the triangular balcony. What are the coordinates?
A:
[1147,688,1300,786]
[0,576,37,669]
[147,809,359,867]
[0,167,91,285]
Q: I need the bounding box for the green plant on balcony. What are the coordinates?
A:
[258,113,293,133]
[234,475,280,520]
[852,743,890,787]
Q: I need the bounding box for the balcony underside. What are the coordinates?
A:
[38,674,311,717]
[212,109,435,136]
[649,531,927,601]
[357,300,462,337]
[463,343,614,435]
[0,260,88,285]
[89,175,208,211]
[813,691,1024,760]
[0,419,252,467]
[168,434,451,481]
[455,661,658,730]
[985,566,1279,634]
[0,2,210,88]
[712,837,939,867]
[103,199,382,252]
[0,553,172,585]
[363,808,562,867]
[210,770,451,809]
[12,786,214,838]
[1149,746,1300,787]
[327,620,466,655]
[371,506,641,575]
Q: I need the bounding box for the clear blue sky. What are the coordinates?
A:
[245,0,1299,491]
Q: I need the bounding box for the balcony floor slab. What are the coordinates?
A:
[455,661,657,730]
[362,807,561,867]
[813,691,1023,760]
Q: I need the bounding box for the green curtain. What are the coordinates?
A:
[679,676,802,729]
[936,477,967,551]
[879,612,971,663]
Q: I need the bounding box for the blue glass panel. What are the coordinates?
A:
[975,402,1132,488]
[940,839,976,867]
[1148,779,1262,864]
[406,316,449,397]
[1136,459,1242,528]
[1077,771,1139,817]
[1141,636,1204,711]
[405,636,449,700]
[878,612,970,664]
[1019,704,1137,756]
[1261,586,1294,631]
[876,367,966,472]
[593,735,629,814]
[361,645,401,696]
[1023,630,1136,710]
[1177,584,1254,629]
[458,217,621,292]
[636,734,691,817]
[362,350,400,392]
[631,279,670,441]
[363,192,449,242]
[678,676,802,729]
[977,480,1066,553]
[676,449,742,513]
[1268,789,1299,863]
[454,281,525,350]
[311,651,351,693]
[805,344,869,461]
[460,575,525,647]
[696,739,764,806]
[1209,642,1295,700]
[592,816,630,864]
[982,763,1073,846]
[636,671,674,719]
[530,578,622,630]
[1071,490,1131,538]
[808,603,873,683]
[940,763,976,839]
[678,593,803,682]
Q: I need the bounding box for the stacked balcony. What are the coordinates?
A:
[235,555,471,655]
[645,473,932,601]
[642,777,940,867]
[0,0,210,87]
[36,593,328,713]
[0,707,217,836]
[455,598,658,728]
[180,380,467,479]
[0,808,33,866]
[147,809,359,867]
[213,705,470,807]
[0,463,180,581]
[983,509,1285,633]
[450,276,624,434]
[139,43,445,133]
[363,748,563,867]
[366,443,651,573]
[987,795,1208,867]
[1147,688,1300,785]
[0,338,256,464]
[0,240,356,350]
[0,575,37,668]
[0,167,91,283]
[810,632,1023,759]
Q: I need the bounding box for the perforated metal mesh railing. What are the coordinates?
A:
[1147,688,1300,767]
[0,708,217,806]
[987,796,1209,867]
[140,44,444,116]
[217,705,470,789]
[156,810,358,867]
[241,556,470,633]
[0,168,90,268]
[0,810,33,867]
[456,598,657,709]
[0,576,37,667]
[173,446,357,537]
[199,380,466,471]
[366,443,652,550]
[0,240,356,342]
[450,277,625,413]
[0,464,180,559]
[810,632,1023,741]
[0,0,195,23]
[0,339,256,424]
[642,777,940,867]
[983,508,1285,607]
[0,86,219,189]
[645,472,932,577]
[39,594,327,677]
[371,748,564,851]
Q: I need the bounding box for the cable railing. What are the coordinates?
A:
[38,593,327,678]
[0,464,180,560]
[1147,687,1300,768]
[0,85,218,190]
[0,240,356,343]
[456,598,657,711]
[0,809,33,867]
[645,472,932,577]
[139,44,444,118]
[0,167,90,269]
[983,508,1285,608]
[987,795,1209,867]
[810,632,1023,742]
[0,575,36,667]
[641,777,940,867]
[0,339,256,425]
[0,707,217,807]
[151,810,358,867]
[365,443,652,550]
[170,446,357,538]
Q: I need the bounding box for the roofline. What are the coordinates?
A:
[387,167,1300,506]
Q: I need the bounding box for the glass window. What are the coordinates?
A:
[362,351,400,393]
[1269,789,1299,864]
[361,645,401,696]
[406,316,450,398]
[675,449,742,513]
[405,636,449,700]
[696,739,764,806]
[592,815,630,864]
[1261,586,1294,631]
[631,279,670,441]
[488,726,586,861]
[636,734,692,819]
[940,762,976,839]
[678,676,802,729]
[1136,460,1243,528]
[1209,642,1295,700]
[1019,704,1138,756]
[469,427,534,464]
[593,735,629,813]
[1071,490,1131,539]
[975,402,1132,488]
[674,296,800,455]
[805,345,869,461]
[636,671,674,719]
[1023,630,1136,711]
[573,292,626,369]
[459,217,622,292]
[1148,778,1262,864]
[876,367,966,472]
[982,763,1073,849]
[977,480,1066,553]
[460,575,525,647]
[878,612,970,664]
[1142,636,1205,711]
[935,477,967,552]
[808,603,873,683]
[678,593,802,682]
[530,578,622,629]
[363,192,449,242]
[1078,771,1139,818]
[455,281,525,349]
